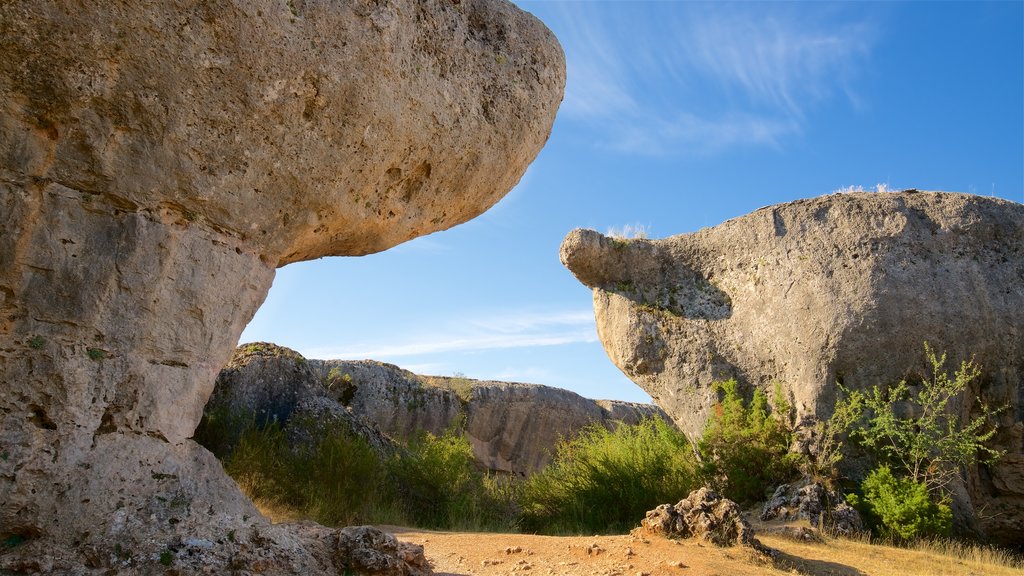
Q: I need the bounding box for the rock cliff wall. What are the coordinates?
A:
[0,1,564,572]
[561,191,1023,543]
[210,344,671,477]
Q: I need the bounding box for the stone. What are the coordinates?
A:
[562,191,1024,544]
[211,342,323,427]
[639,487,757,548]
[1,0,564,571]
[334,526,430,576]
[760,481,864,536]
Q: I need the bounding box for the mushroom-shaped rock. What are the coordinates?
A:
[1,0,564,571]
[562,191,1024,544]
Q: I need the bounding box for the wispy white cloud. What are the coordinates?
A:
[683,6,873,118]
[306,309,598,360]
[549,3,878,155]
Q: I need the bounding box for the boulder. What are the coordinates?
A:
[1,0,564,571]
[334,526,430,576]
[561,191,1024,544]
[760,482,864,536]
[639,487,759,548]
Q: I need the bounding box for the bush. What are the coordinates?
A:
[222,417,393,527]
[847,465,952,541]
[697,380,800,504]
[388,419,515,531]
[519,417,698,534]
[851,343,1004,495]
[199,409,515,531]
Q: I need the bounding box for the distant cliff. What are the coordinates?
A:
[207,342,670,477]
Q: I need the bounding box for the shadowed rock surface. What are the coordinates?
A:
[207,343,671,477]
[1,0,564,572]
[561,191,1024,544]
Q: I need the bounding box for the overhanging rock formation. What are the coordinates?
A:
[561,191,1023,543]
[0,0,564,572]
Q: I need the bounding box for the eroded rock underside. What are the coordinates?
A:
[0,0,564,572]
[561,192,1024,544]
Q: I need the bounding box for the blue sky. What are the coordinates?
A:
[241,1,1023,404]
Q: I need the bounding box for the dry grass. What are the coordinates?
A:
[760,531,1021,576]
[751,515,1022,576]
[606,223,650,239]
[831,183,899,194]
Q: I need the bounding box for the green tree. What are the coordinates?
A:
[697,379,800,504]
[801,387,865,488]
[853,343,1004,496]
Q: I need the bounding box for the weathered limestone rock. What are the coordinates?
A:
[760,482,864,536]
[211,344,670,477]
[313,359,466,442]
[317,359,672,475]
[1,0,564,571]
[639,487,760,549]
[562,191,1024,543]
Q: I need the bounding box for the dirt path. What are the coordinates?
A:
[385,527,786,576]
[384,526,1022,576]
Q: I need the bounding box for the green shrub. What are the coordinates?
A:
[519,418,698,534]
[222,416,393,524]
[200,409,514,531]
[697,379,800,504]
[851,343,1004,495]
[209,414,394,527]
[290,419,395,526]
[193,405,258,460]
[387,418,515,531]
[848,465,952,541]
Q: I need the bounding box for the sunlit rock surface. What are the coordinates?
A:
[0,0,564,572]
[562,191,1023,543]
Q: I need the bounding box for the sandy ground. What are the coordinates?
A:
[386,526,791,576]
[384,525,1022,576]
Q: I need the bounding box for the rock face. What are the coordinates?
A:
[561,191,1024,543]
[1,0,564,572]
[210,344,670,477]
[315,358,670,476]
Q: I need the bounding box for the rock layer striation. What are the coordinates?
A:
[1,0,564,572]
[561,191,1023,543]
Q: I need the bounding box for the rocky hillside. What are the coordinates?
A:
[561,190,1023,545]
[208,342,670,477]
